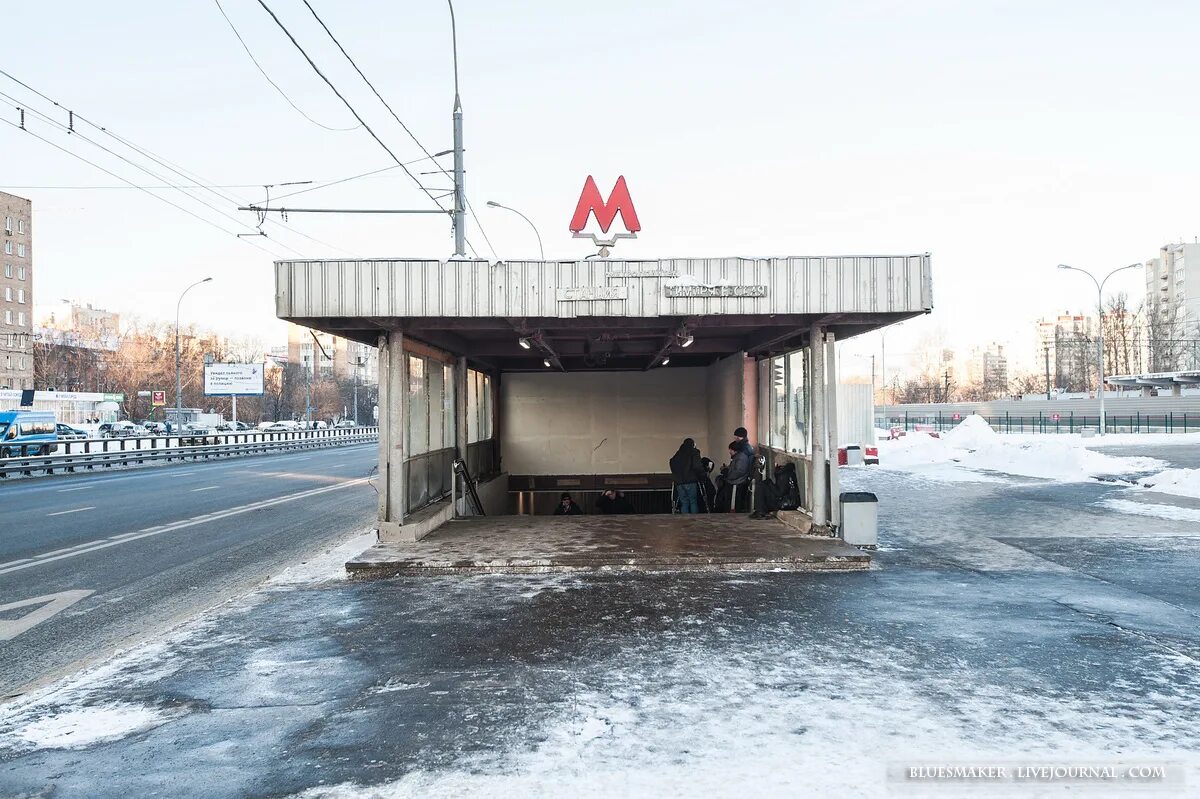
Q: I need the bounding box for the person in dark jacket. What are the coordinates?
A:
[723,441,754,512]
[597,488,634,514]
[733,426,756,458]
[553,492,583,515]
[669,437,705,514]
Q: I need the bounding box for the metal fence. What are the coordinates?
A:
[878,413,1200,435]
[0,428,378,478]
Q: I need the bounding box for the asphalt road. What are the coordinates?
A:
[0,444,379,698]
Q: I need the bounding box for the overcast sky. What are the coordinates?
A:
[4,0,1197,379]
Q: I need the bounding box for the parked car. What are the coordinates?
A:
[264,422,297,432]
[100,421,146,438]
[334,419,356,429]
[55,423,88,440]
[142,421,167,434]
[0,410,58,457]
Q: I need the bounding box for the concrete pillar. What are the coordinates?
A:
[810,325,827,527]
[825,331,841,529]
[455,356,469,513]
[377,330,407,538]
[1172,383,1182,397]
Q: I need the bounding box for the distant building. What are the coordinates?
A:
[35,301,121,350]
[286,323,377,385]
[981,343,1008,393]
[1144,241,1200,369]
[1036,311,1094,391]
[1,192,33,390]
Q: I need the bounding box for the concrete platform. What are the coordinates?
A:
[346,514,872,576]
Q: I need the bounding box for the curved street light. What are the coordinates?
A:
[176,277,213,412]
[1056,263,1140,435]
[486,200,545,260]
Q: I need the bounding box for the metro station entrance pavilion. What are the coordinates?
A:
[275,255,932,562]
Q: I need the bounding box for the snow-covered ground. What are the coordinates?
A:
[877,416,1165,483]
[876,417,1200,508]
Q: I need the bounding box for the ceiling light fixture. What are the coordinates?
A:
[518,336,532,349]
[661,356,671,366]
[680,334,694,348]
[543,358,552,368]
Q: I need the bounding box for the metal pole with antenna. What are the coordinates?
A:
[448,0,466,258]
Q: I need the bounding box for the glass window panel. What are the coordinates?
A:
[770,356,787,450]
[786,349,808,453]
[467,369,480,443]
[443,363,455,449]
[481,374,492,439]
[428,360,445,451]
[407,355,428,455]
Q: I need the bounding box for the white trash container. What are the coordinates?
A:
[840,491,878,548]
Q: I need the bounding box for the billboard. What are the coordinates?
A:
[204,363,265,396]
[152,390,167,407]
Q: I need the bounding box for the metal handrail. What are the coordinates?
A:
[0,430,378,478]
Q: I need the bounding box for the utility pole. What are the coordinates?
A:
[448,0,466,258]
[1044,343,1051,399]
[943,370,951,403]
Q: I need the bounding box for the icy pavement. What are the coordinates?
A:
[1,450,1199,797]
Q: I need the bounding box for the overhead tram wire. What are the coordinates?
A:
[299,0,498,259]
[0,68,355,257]
[0,117,285,258]
[253,0,450,218]
[0,91,305,257]
[212,0,359,132]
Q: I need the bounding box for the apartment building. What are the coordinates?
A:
[1,192,33,390]
[286,323,378,384]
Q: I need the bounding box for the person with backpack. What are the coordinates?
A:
[669,438,705,514]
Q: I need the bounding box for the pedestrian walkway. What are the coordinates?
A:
[346,514,871,575]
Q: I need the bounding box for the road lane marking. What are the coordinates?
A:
[46,506,96,517]
[57,486,93,492]
[191,486,219,492]
[3,444,378,495]
[0,477,371,576]
[0,590,95,640]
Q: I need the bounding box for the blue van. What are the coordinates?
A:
[0,410,59,457]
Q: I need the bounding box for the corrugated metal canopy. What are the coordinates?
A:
[276,256,932,370]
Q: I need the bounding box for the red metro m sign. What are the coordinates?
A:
[569,175,641,252]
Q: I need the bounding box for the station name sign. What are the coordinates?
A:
[663,285,768,298]
[556,286,629,302]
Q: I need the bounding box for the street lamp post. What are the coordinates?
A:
[1056,263,1140,436]
[175,277,213,414]
[486,201,544,259]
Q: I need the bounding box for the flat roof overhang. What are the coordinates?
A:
[276,256,932,370]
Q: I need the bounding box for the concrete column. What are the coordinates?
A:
[804,344,814,510]
[455,356,469,513]
[1172,384,1182,397]
[825,331,841,529]
[810,325,827,527]
[377,330,407,538]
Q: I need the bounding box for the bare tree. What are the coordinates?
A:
[1102,292,1141,376]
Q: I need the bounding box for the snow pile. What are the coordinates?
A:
[1,702,178,751]
[1137,468,1200,499]
[879,416,1163,482]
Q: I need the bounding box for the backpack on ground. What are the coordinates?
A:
[774,463,801,510]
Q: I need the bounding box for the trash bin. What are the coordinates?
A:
[844,445,864,466]
[840,491,878,548]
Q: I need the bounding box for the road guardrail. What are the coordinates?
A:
[0,427,379,478]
